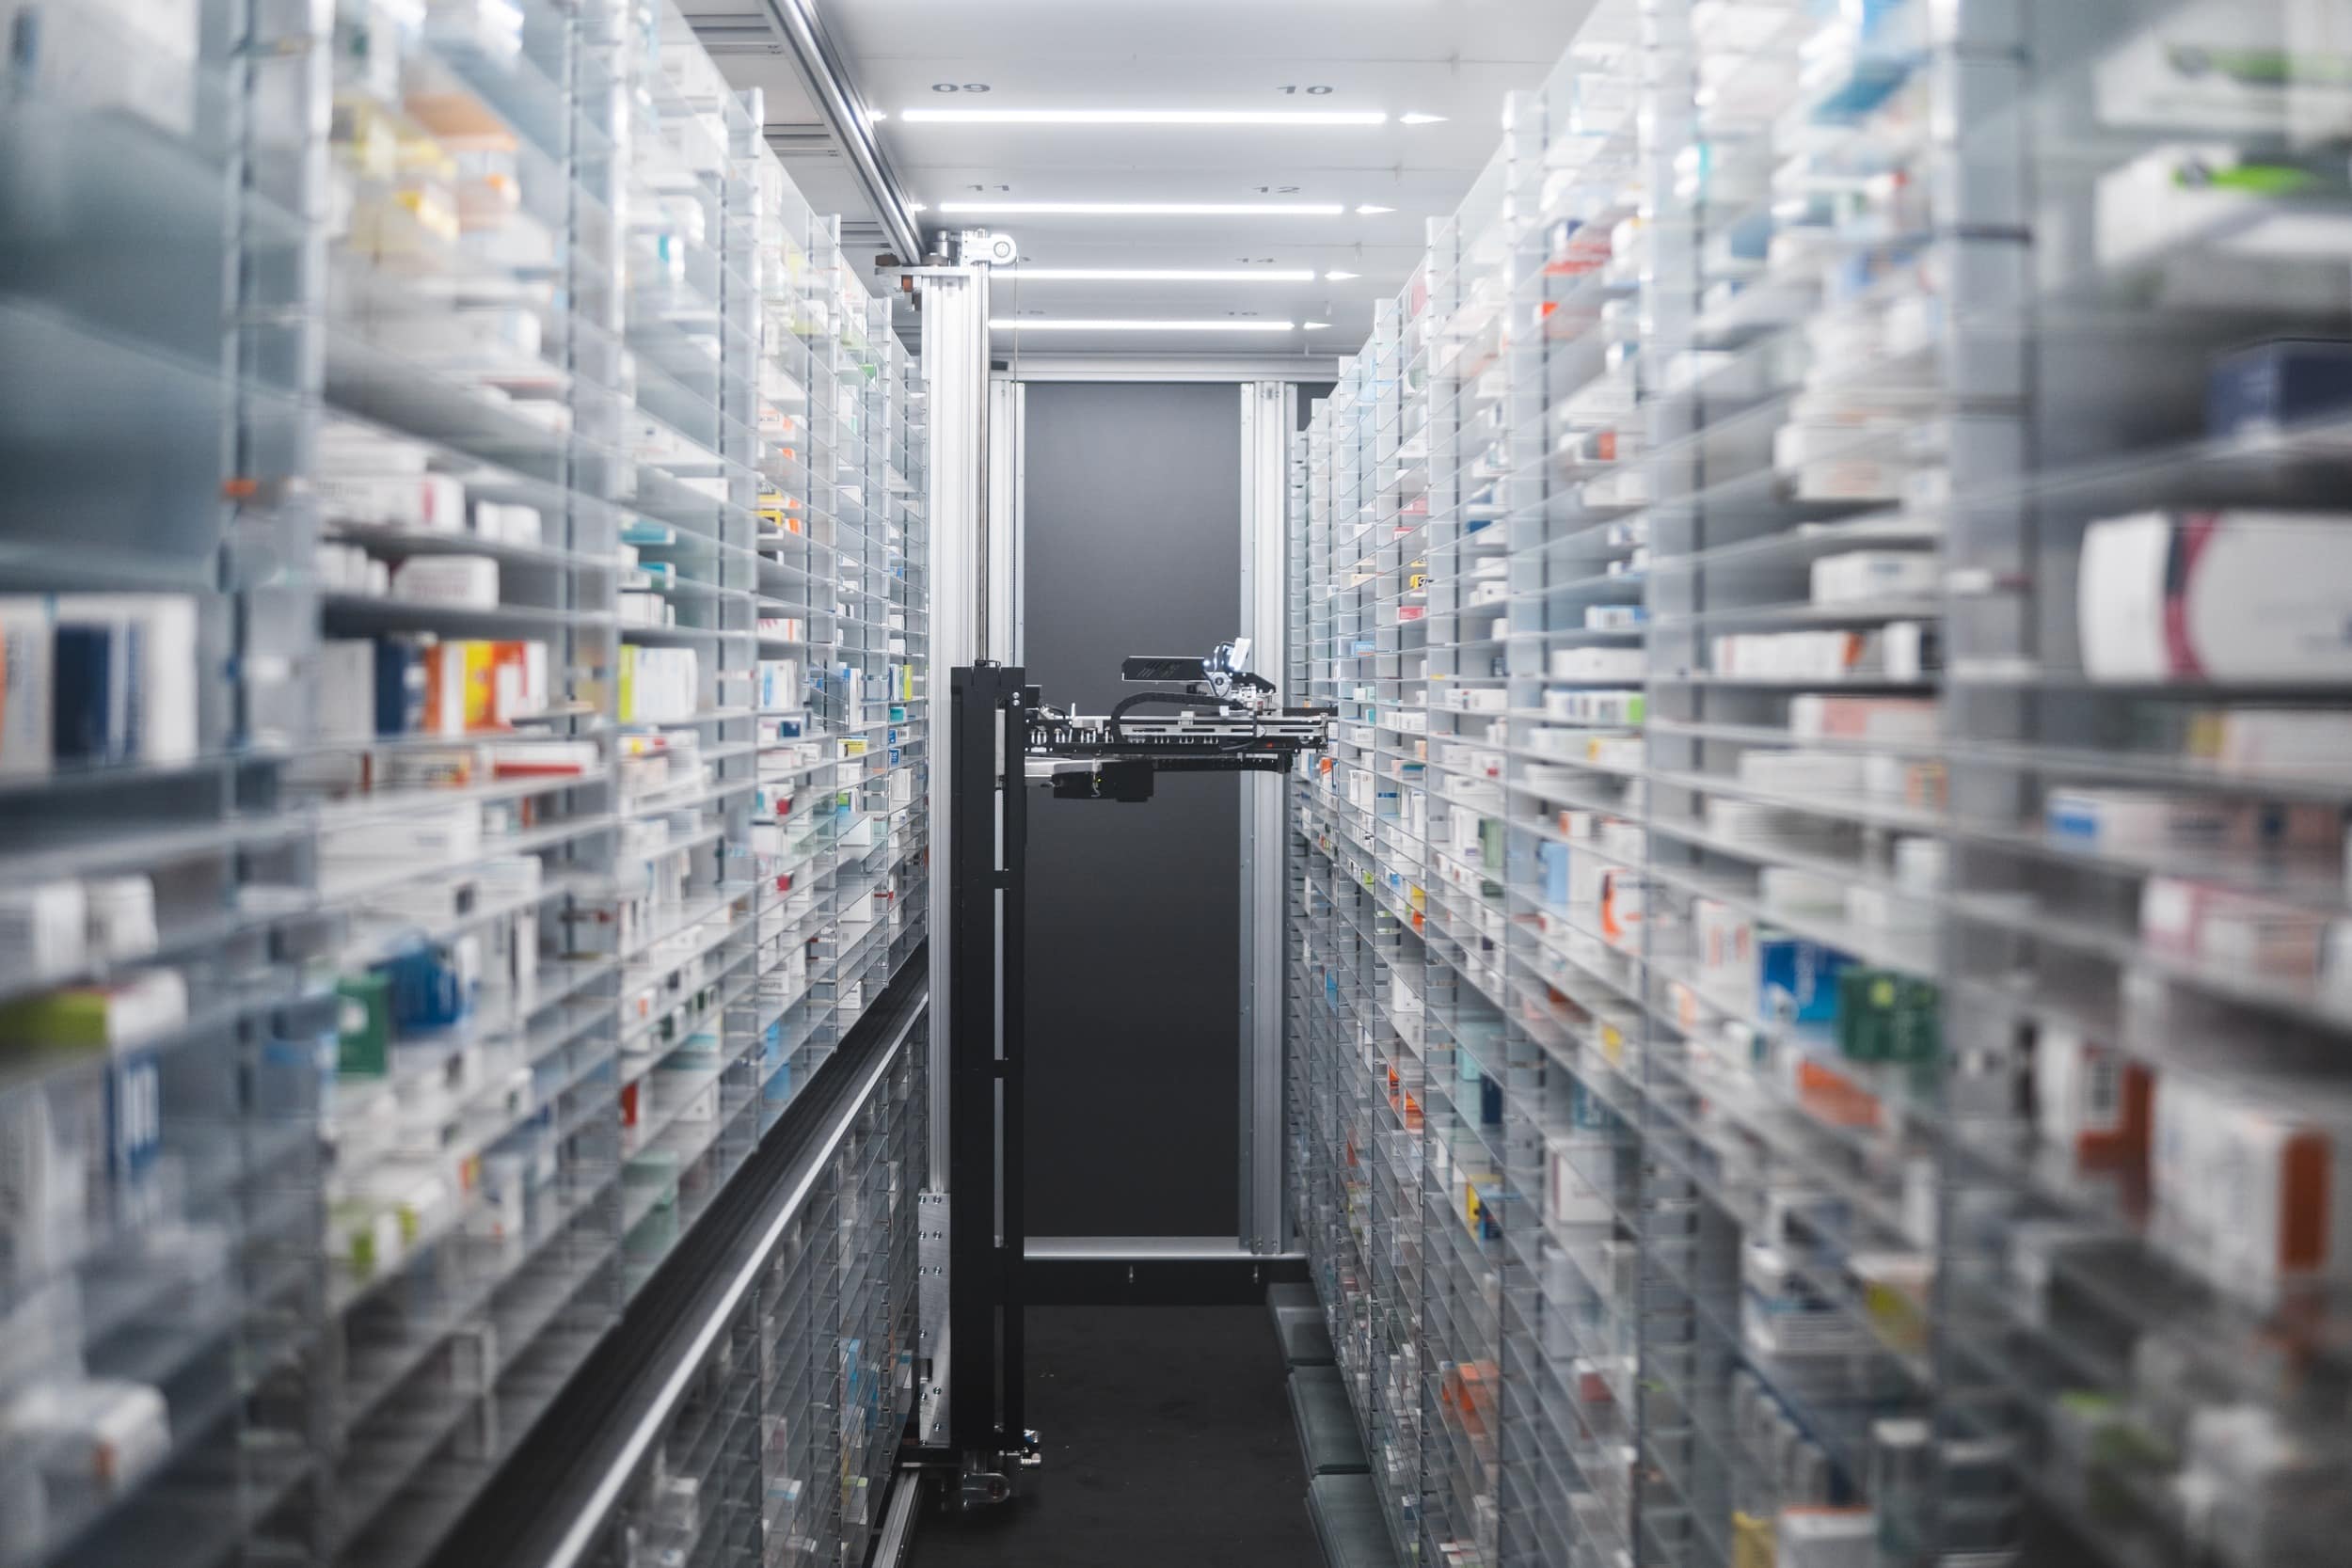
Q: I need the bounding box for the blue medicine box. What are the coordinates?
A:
[1757,936,1853,1026]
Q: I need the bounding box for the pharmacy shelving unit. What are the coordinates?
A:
[1371,274,1439,1561]
[565,1008,924,1568]
[1302,0,1973,1563]
[883,337,930,988]
[0,3,335,1566]
[1290,11,1667,1563]
[1924,5,2352,1567]
[1287,416,1317,1277]
[608,9,772,1310]
[745,208,924,1142]
[1635,1,2031,1563]
[1295,287,1440,1562]
[1421,156,1521,1568]
[1296,4,2352,1568]
[1488,20,1656,1568]
[786,233,873,1077]
[302,6,648,1564]
[823,294,900,1050]
[747,148,834,1135]
[0,5,928,1568]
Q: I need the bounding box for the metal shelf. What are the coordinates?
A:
[0,3,925,1566]
[1293,4,2352,1567]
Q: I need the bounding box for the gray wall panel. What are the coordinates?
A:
[1022,382,1242,1238]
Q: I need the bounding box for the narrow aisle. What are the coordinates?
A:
[911,1307,1320,1568]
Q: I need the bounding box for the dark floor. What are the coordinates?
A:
[908,1306,1321,1568]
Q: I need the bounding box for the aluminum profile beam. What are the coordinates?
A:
[686,4,923,261]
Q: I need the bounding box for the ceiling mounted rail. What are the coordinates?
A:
[686,4,923,261]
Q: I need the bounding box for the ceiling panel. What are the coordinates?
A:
[707,51,825,126]
[822,0,1578,64]
[703,0,1591,356]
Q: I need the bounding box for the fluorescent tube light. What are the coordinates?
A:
[904,108,1388,127]
[1324,270,1360,280]
[941,201,1346,216]
[1001,268,1317,282]
[1355,204,1395,214]
[988,319,1298,332]
[1399,112,1446,125]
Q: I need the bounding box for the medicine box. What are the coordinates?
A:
[50,595,199,767]
[393,555,501,608]
[1757,936,1853,1027]
[1806,549,1938,606]
[2033,1025,2153,1174]
[1835,970,1939,1065]
[2046,789,2337,856]
[0,598,53,778]
[318,473,467,532]
[2210,341,2352,441]
[0,882,87,980]
[2152,1082,2352,1309]
[1787,695,1937,745]
[2079,511,2352,683]
[0,969,188,1051]
[2185,708,2352,776]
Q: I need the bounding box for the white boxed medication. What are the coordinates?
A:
[1694,898,1757,1011]
[1892,835,1947,893]
[2094,146,2352,309]
[2095,1,2352,137]
[1788,695,1937,745]
[1883,622,1935,682]
[2,1378,172,1508]
[2044,788,2337,854]
[52,595,199,766]
[2189,708,2352,776]
[1546,1137,1615,1229]
[0,598,52,779]
[2152,1082,2352,1309]
[1861,752,1943,805]
[1810,550,1939,605]
[2080,511,2352,684]
[1550,647,1645,681]
[318,474,468,533]
[472,501,543,545]
[1714,630,1867,681]
[1774,1507,1878,1568]
[0,1096,87,1282]
[1796,456,1912,506]
[82,878,157,963]
[1737,749,1866,796]
[325,802,483,867]
[0,882,87,979]
[315,543,370,592]
[393,556,501,608]
[0,0,199,135]
[1761,867,1844,918]
[319,640,376,745]
[1844,883,1935,935]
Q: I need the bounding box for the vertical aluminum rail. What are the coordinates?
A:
[943,664,1028,1486]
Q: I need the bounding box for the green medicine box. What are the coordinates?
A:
[1836,969,1940,1065]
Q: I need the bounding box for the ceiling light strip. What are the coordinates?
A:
[903,109,1389,126]
[988,319,1298,333]
[941,201,1345,216]
[1001,268,1319,283]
